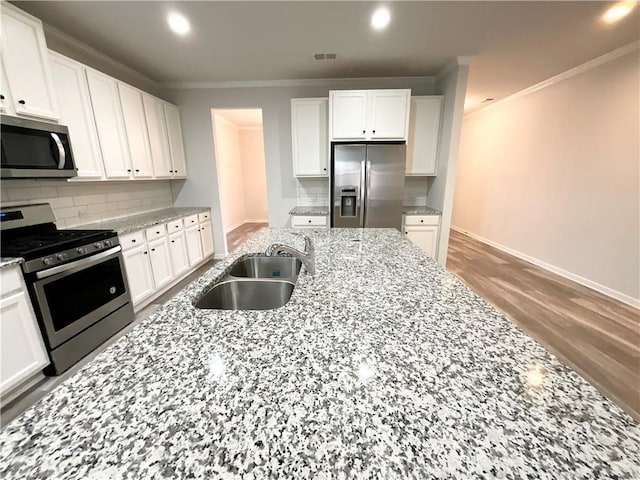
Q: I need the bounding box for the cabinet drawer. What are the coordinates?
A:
[167,220,183,233]
[1,267,23,296]
[404,215,439,226]
[292,215,327,227]
[146,224,166,241]
[119,231,145,250]
[198,211,210,223]
[183,214,199,228]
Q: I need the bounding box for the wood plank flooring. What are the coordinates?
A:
[446,229,640,420]
[227,222,268,253]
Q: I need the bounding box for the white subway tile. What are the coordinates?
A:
[6,186,59,201]
[73,193,108,206]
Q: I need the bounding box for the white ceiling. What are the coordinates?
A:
[214,109,263,128]
[15,1,640,105]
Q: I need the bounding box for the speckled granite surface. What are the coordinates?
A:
[0,257,23,270]
[1,228,639,479]
[75,207,210,234]
[403,205,442,215]
[289,206,330,216]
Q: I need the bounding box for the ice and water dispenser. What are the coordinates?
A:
[339,186,358,217]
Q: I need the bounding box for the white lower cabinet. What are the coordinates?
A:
[403,214,440,259]
[120,211,213,311]
[0,266,49,398]
[291,215,328,229]
[122,244,155,305]
[185,225,204,267]
[148,236,173,290]
[168,231,189,278]
[199,221,214,258]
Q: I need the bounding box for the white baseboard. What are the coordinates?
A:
[244,218,268,223]
[224,221,245,234]
[450,226,640,309]
[225,219,269,233]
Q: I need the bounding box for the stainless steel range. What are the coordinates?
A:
[0,203,134,375]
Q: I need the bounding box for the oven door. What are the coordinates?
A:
[0,115,77,179]
[31,246,132,349]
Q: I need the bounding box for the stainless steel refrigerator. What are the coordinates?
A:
[331,142,406,230]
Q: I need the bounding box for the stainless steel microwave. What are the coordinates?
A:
[1,115,77,179]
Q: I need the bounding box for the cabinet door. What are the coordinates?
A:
[50,52,104,179]
[148,236,173,290]
[405,226,438,258]
[291,98,328,176]
[123,244,155,305]
[168,231,189,278]
[164,103,187,177]
[185,225,204,266]
[369,90,410,140]
[118,83,154,178]
[330,91,367,140]
[1,291,49,395]
[86,70,132,179]
[0,57,14,115]
[199,221,214,258]
[406,96,442,175]
[143,94,173,178]
[0,6,59,120]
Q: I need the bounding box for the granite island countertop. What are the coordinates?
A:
[74,207,210,234]
[403,205,442,215]
[1,228,639,479]
[0,257,23,270]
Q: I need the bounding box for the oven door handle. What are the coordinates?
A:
[36,246,122,280]
[50,133,65,169]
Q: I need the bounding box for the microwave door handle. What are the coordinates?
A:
[50,133,65,169]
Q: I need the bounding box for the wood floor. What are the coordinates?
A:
[446,229,640,420]
[226,222,268,253]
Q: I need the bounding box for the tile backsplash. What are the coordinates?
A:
[296,176,431,207]
[1,180,173,227]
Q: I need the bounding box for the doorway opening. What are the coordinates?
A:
[211,109,268,255]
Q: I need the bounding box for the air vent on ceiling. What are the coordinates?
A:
[314,53,337,60]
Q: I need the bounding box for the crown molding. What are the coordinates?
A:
[465,40,640,119]
[43,24,160,90]
[162,75,437,90]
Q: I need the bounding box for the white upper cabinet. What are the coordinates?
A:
[369,90,410,139]
[0,3,59,120]
[329,89,410,141]
[86,69,132,179]
[330,90,368,140]
[49,52,104,179]
[142,94,173,178]
[164,103,188,178]
[118,83,154,178]
[406,96,443,176]
[291,98,328,177]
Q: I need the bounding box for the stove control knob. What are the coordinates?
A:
[103,240,112,247]
[57,253,69,261]
[94,242,104,249]
[76,247,87,255]
[43,257,55,266]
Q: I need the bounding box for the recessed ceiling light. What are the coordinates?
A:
[167,12,191,36]
[602,1,635,24]
[371,7,391,30]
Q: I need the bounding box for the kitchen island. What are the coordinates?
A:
[1,228,638,479]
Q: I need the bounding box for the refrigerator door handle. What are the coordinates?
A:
[360,158,367,227]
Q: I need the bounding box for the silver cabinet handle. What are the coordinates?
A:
[50,133,65,169]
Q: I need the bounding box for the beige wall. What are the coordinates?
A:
[452,50,640,305]
[1,180,173,227]
[212,114,268,239]
[212,114,247,232]
[240,129,268,222]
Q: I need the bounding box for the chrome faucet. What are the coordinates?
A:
[265,233,315,275]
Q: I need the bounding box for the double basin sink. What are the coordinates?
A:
[195,255,302,310]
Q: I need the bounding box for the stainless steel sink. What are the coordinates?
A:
[228,255,301,279]
[195,279,296,310]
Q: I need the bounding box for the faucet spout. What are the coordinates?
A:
[265,233,315,275]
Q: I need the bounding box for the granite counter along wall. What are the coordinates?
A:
[0,179,174,227]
